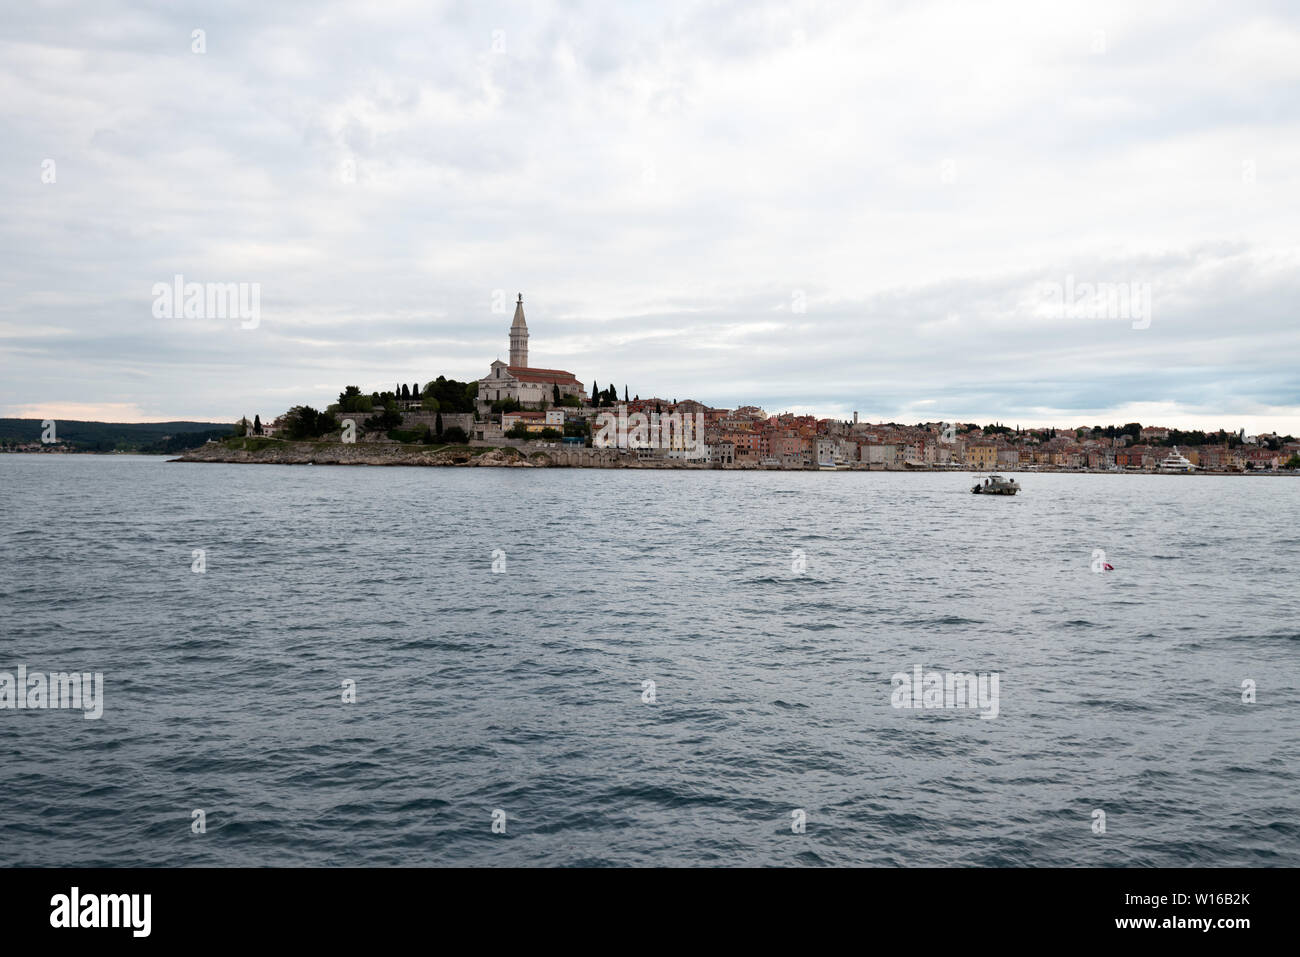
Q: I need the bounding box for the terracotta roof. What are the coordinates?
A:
[505,365,579,384]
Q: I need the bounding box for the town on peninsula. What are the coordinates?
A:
[7,295,1299,473]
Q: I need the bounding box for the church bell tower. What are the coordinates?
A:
[509,293,528,368]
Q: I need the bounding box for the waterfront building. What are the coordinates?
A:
[835,438,861,464]
[727,430,762,464]
[863,443,899,468]
[502,409,566,434]
[1087,449,1116,470]
[966,445,998,470]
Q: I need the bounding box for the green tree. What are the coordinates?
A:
[362,407,402,432]
[253,414,263,435]
[338,385,363,411]
[435,412,444,437]
[282,406,338,440]
[422,376,477,413]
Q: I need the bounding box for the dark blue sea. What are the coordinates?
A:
[1,455,1296,866]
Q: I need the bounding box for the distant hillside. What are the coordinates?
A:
[0,419,236,453]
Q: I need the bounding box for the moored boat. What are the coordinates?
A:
[1158,446,1196,473]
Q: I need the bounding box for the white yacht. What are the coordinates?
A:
[1158,446,1195,472]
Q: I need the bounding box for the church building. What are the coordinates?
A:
[477,294,586,409]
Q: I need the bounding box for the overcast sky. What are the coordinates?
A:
[3,0,1298,431]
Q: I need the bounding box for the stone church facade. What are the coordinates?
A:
[477,294,586,410]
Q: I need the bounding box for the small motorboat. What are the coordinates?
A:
[971,474,1020,495]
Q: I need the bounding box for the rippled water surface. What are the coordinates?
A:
[1,455,1297,866]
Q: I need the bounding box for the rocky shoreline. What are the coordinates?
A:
[173,442,535,467]
[169,440,691,468]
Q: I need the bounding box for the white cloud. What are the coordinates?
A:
[0,0,1297,430]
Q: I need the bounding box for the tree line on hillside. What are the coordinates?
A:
[945,421,1295,448]
[264,377,482,443]
[333,377,478,415]
[0,419,235,452]
[273,372,639,442]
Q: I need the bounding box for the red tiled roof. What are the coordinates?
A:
[505,365,579,384]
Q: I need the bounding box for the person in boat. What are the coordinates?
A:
[985,478,990,486]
